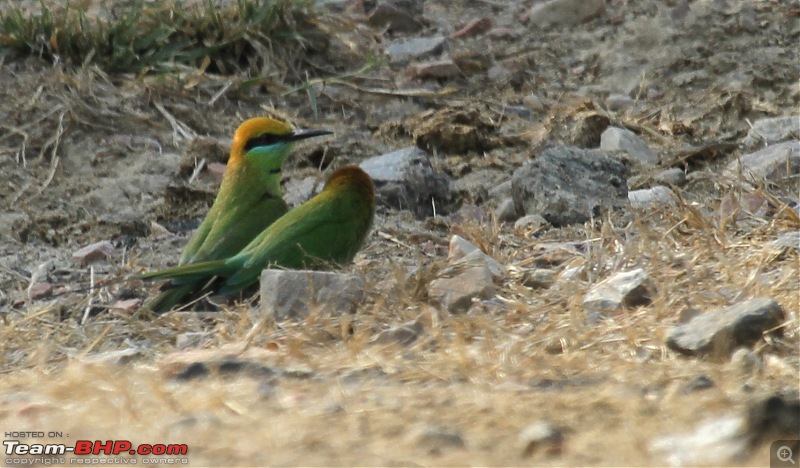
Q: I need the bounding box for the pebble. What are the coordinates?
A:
[448,235,505,279]
[723,140,799,183]
[408,59,461,79]
[583,268,655,311]
[412,426,465,453]
[260,270,365,320]
[742,115,800,148]
[527,0,606,28]
[72,240,115,266]
[385,36,446,65]
[600,126,659,167]
[429,254,495,313]
[519,420,563,457]
[451,17,492,38]
[605,94,635,112]
[495,197,519,223]
[666,298,785,357]
[653,168,686,187]
[372,319,423,346]
[628,185,676,209]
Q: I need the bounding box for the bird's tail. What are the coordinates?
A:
[141,282,198,314]
[138,259,228,283]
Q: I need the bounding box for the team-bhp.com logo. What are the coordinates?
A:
[5,439,188,456]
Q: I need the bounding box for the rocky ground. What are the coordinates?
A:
[0,0,798,465]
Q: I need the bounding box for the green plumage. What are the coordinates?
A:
[140,166,376,300]
[143,118,331,313]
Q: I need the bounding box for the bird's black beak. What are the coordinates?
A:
[288,128,333,141]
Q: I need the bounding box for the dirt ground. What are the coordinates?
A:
[0,0,798,466]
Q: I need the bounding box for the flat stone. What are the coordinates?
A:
[600,126,659,167]
[385,36,446,65]
[628,185,676,209]
[521,268,556,289]
[511,146,628,227]
[519,421,563,457]
[666,298,785,357]
[742,115,800,148]
[372,319,423,346]
[527,0,605,28]
[448,235,505,279]
[583,268,655,311]
[27,282,53,300]
[409,59,461,79]
[723,140,800,183]
[605,94,635,112]
[260,270,365,321]
[360,147,451,219]
[429,255,495,313]
[72,240,115,266]
[495,197,519,223]
[653,168,686,186]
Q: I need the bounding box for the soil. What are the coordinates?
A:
[0,0,798,466]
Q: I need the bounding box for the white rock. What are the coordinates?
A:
[260,270,365,320]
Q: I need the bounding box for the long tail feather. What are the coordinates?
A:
[138,259,228,283]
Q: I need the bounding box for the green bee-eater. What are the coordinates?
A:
[145,117,332,313]
[141,166,375,301]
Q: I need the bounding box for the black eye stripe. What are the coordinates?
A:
[243,133,288,152]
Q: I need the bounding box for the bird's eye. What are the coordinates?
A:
[244,133,286,152]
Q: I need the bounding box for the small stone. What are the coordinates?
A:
[27,282,53,300]
[488,27,516,40]
[653,168,686,187]
[385,36,447,65]
[367,1,424,33]
[150,221,173,238]
[628,186,676,209]
[283,175,322,207]
[521,269,556,289]
[429,255,495,313]
[511,146,628,227]
[519,420,563,457]
[681,375,715,393]
[412,426,465,453]
[723,140,800,183]
[666,298,785,357]
[360,146,451,219]
[495,198,519,223]
[448,235,505,279]
[742,115,800,148]
[649,415,748,466]
[372,319,423,346]
[408,59,461,79]
[605,94,634,112]
[110,298,141,312]
[769,231,800,251]
[600,126,659,167]
[583,268,655,311]
[514,214,547,231]
[487,64,511,83]
[260,270,365,321]
[451,17,492,38]
[72,241,115,266]
[522,93,545,112]
[527,0,605,28]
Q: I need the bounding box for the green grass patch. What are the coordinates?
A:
[0,0,331,75]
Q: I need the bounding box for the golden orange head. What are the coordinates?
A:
[229,117,332,164]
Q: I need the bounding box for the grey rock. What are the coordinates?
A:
[628,185,676,209]
[653,167,686,187]
[412,426,465,453]
[681,375,715,393]
[523,93,545,112]
[373,319,423,346]
[514,214,548,231]
[519,421,563,457]
[260,270,365,321]
[360,147,451,218]
[600,126,659,167]
[723,140,800,183]
[743,115,800,148]
[605,94,635,112]
[367,1,424,33]
[521,268,556,289]
[488,180,513,200]
[583,268,655,311]
[429,254,495,313]
[511,146,628,227]
[448,235,505,279]
[649,415,748,466]
[385,36,446,65]
[666,298,785,357]
[495,197,519,223]
[528,0,605,27]
[283,175,322,207]
[769,231,800,251]
[72,241,115,266]
[409,59,461,79]
[729,348,762,378]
